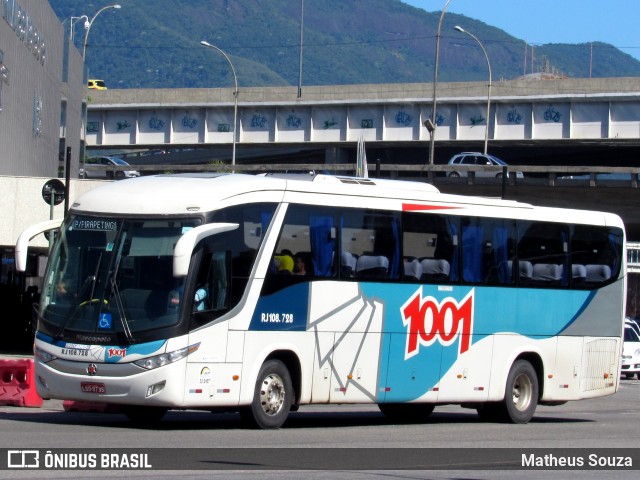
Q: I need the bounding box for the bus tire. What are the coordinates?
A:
[378,403,434,422]
[502,359,539,424]
[242,359,293,429]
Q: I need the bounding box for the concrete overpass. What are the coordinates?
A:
[86,77,640,167]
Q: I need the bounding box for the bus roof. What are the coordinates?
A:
[69,173,623,228]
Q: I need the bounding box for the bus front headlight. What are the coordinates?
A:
[133,343,200,370]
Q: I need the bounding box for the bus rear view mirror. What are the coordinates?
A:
[173,223,239,277]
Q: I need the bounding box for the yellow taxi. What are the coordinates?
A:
[88,79,107,90]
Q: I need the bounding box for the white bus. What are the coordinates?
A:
[16,173,626,428]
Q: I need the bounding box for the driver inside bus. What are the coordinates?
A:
[193,286,208,311]
[167,285,209,312]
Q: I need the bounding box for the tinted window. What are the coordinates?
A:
[517,221,569,287]
[461,217,516,285]
[402,211,459,283]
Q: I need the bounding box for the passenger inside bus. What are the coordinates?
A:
[274,253,294,274]
[292,254,309,276]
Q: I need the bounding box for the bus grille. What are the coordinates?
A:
[581,338,618,391]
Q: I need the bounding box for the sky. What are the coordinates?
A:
[402,0,640,61]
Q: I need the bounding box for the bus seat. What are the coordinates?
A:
[341,251,357,277]
[403,258,423,281]
[420,258,450,281]
[585,264,611,282]
[517,260,534,281]
[356,255,389,279]
[532,263,563,282]
[572,264,587,284]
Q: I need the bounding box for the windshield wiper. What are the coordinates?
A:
[110,279,134,343]
[105,231,134,344]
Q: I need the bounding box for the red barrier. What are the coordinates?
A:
[0,358,43,408]
[63,400,119,413]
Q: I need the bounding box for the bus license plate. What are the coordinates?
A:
[81,382,106,394]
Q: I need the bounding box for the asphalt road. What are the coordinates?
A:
[1,378,639,479]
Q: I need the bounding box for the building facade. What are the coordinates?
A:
[1,0,88,352]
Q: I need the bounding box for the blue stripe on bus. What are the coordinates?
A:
[252,283,594,335]
[251,282,597,402]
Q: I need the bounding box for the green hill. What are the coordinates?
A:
[49,0,640,89]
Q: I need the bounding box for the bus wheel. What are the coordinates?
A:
[243,359,293,429]
[122,405,167,424]
[503,360,539,424]
[379,403,434,422]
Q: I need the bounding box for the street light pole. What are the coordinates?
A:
[298,0,304,98]
[454,25,492,155]
[82,4,121,60]
[200,40,239,167]
[428,0,452,166]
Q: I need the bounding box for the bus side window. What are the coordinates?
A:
[192,249,229,314]
[518,221,569,287]
[461,217,515,285]
[571,224,623,288]
[342,209,399,281]
[402,211,459,284]
[263,205,338,294]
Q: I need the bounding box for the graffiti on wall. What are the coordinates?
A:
[286,112,302,128]
[506,107,523,125]
[148,112,165,131]
[395,109,412,126]
[544,105,562,123]
[251,114,267,128]
[182,112,197,129]
[470,115,485,127]
[323,118,338,129]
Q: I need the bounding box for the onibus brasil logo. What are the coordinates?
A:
[401,288,474,360]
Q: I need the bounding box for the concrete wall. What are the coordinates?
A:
[85,78,640,148]
[0,176,108,248]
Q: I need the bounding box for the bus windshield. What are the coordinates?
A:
[39,215,202,341]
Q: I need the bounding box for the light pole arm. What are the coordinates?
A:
[455,26,492,154]
[70,15,88,42]
[201,41,239,167]
[200,41,238,96]
[82,5,121,60]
